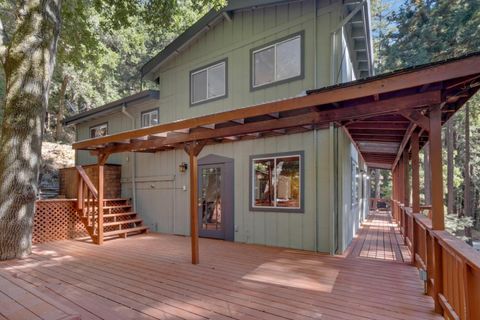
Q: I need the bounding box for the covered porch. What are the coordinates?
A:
[66,52,480,319]
[0,212,441,320]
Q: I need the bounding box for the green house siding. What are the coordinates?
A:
[73,0,369,253]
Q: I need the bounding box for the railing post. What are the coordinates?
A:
[77,173,83,211]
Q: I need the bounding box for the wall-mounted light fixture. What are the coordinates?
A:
[179,162,188,173]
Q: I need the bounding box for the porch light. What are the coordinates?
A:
[179,162,188,173]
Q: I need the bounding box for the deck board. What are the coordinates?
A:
[0,211,440,320]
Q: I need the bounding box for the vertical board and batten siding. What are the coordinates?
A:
[73,0,369,252]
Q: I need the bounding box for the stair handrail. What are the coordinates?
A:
[76,165,102,244]
[76,166,98,199]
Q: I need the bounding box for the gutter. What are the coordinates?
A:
[121,105,137,212]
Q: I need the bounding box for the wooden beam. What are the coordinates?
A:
[95,91,441,154]
[97,160,105,245]
[72,53,468,150]
[403,148,410,207]
[399,110,430,132]
[184,141,206,265]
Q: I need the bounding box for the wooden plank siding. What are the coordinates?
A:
[0,213,441,320]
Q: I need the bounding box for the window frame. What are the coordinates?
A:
[249,151,305,213]
[89,122,108,139]
[250,31,305,91]
[190,58,228,106]
[141,108,159,128]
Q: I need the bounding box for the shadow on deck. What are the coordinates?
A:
[0,212,441,320]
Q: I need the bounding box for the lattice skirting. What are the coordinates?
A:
[33,200,87,244]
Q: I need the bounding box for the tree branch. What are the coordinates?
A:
[0,17,8,65]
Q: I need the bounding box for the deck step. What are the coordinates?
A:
[103,226,149,238]
[103,205,132,210]
[103,219,142,227]
[104,212,137,218]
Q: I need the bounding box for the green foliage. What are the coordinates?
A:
[372,0,480,242]
[445,213,474,241]
[0,0,226,139]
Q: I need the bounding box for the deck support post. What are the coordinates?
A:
[429,104,444,314]
[97,153,110,245]
[411,131,420,266]
[184,141,207,265]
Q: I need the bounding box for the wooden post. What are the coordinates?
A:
[429,105,445,230]
[429,105,445,314]
[403,149,410,208]
[184,141,206,265]
[411,131,420,266]
[96,153,110,245]
[411,131,420,213]
[77,174,83,211]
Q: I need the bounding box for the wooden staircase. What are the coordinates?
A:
[76,166,148,244]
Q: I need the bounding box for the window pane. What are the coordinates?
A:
[208,63,225,98]
[253,159,275,207]
[253,46,275,87]
[142,113,149,127]
[276,37,301,81]
[275,156,300,208]
[90,124,107,138]
[151,111,159,125]
[192,70,207,103]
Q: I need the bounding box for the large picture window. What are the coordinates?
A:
[250,152,304,212]
[190,59,227,105]
[90,123,108,138]
[252,32,303,89]
[141,109,159,128]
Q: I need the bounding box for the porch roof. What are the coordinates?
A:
[73,52,480,169]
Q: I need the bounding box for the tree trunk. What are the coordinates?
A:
[464,103,472,243]
[55,75,69,141]
[0,0,62,261]
[447,120,454,215]
[424,142,431,205]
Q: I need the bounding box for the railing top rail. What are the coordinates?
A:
[413,213,433,229]
[76,166,98,199]
[432,230,480,271]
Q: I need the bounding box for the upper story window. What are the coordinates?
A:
[141,109,159,128]
[90,123,108,138]
[250,152,304,213]
[190,59,227,105]
[252,32,304,89]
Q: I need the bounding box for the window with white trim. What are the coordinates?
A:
[191,61,226,105]
[252,34,302,88]
[90,123,108,138]
[141,109,159,128]
[251,153,302,210]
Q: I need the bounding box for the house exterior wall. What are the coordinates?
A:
[73,0,368,253]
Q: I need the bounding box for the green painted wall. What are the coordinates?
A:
[74,0,367,253]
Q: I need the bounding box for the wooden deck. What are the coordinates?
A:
[0,212,441,320]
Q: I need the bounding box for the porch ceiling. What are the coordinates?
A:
[73,52,480,170]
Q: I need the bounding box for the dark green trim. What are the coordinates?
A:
[249,30,305,91]
[140,108,160,128]
[189,58,228,107]
[249,150,305,213]
[89,122,108,139]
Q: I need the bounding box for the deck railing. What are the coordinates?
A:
[76,166,103,244]
[393,200,480,320]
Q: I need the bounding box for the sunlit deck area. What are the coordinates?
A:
[0,212,441,320]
